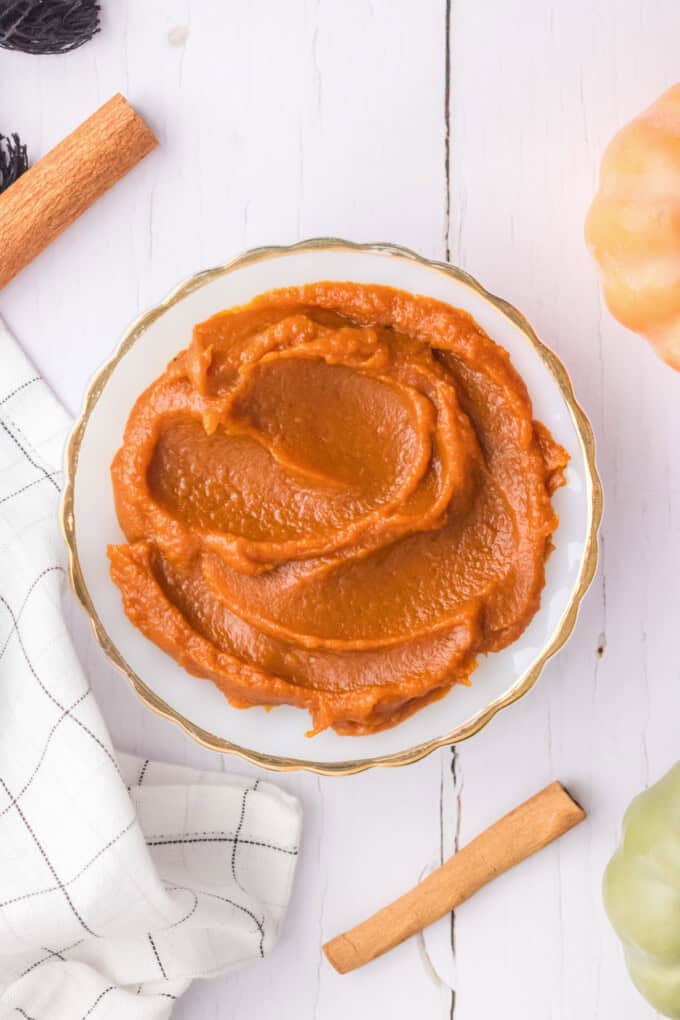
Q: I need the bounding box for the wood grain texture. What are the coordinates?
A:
[324,783,585,973]
[1,1,679,1017]
[0,94,156,289]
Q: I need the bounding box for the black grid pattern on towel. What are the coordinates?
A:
[0,373,141,986]
[0,367,299,1010]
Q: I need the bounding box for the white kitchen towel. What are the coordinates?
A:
[0,319,302,1020]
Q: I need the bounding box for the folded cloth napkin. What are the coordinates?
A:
[0,320,302,1019]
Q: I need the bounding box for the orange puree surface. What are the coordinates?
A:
[108,282,568,736]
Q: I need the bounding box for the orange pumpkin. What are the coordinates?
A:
[585,83,680,371]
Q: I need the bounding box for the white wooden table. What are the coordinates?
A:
[3,2,680,1016]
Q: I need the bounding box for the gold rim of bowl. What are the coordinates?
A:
[60,238,604,776]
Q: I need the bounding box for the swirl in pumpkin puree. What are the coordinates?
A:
[108,283,568,735]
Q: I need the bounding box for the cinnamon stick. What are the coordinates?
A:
[323,781,585,974]
[0,93,157,290]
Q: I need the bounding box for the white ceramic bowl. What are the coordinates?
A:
[62,239,602,775]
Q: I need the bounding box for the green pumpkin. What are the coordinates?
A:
[604,763,680,1018]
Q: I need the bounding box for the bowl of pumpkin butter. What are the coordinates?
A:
[62,239,602,774]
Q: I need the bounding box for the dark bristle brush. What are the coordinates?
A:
[0,0,101,55]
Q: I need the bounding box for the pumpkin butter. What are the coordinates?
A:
[109,283,568,736]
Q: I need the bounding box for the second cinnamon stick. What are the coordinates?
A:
[0,93,157,290]
[323,781,585,974]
